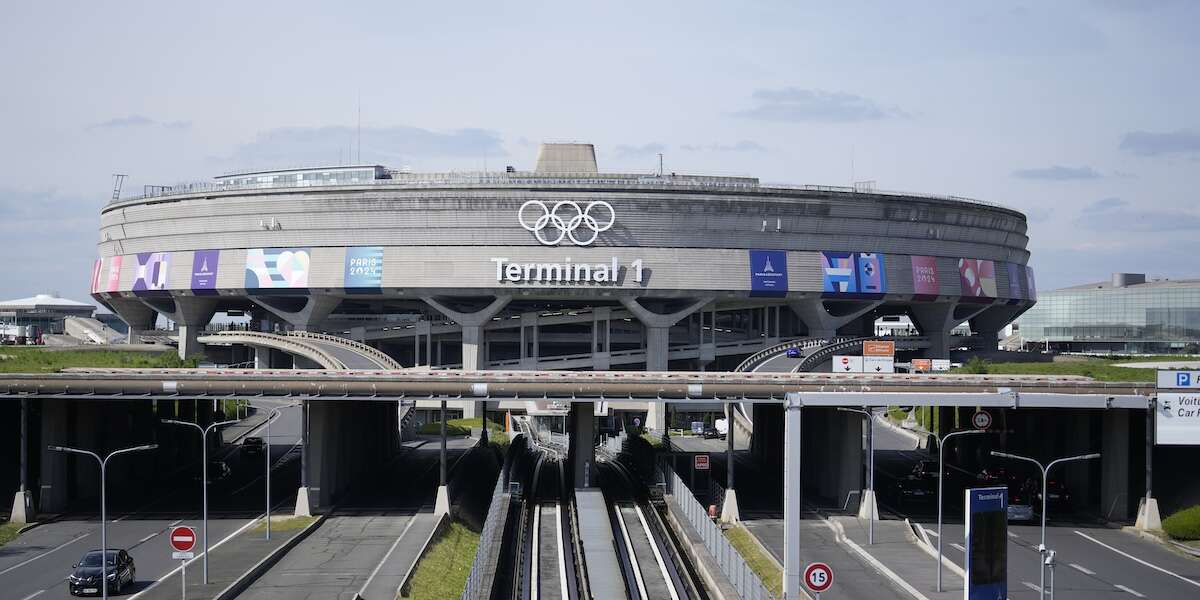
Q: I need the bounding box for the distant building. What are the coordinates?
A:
[0,293,95,341]
[1018,273,1200,354]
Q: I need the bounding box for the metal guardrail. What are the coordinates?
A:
[666,469,774,600]
[285,331,404,370]
[461,473,508,600]
[198,331,346,369]
[733,336,850,372]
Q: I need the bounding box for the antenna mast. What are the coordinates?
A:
[111,174,128,200]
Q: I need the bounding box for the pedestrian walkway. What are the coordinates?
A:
[138,520,307,600]
[829,515,962,600]
[357,512,442,600]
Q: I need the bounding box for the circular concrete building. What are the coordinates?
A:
[93,143,1035,409]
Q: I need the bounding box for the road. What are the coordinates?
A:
[0,400,302,600]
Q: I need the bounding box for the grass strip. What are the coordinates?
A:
[0,347,198,373]
[401,520,480,599]
[951,360,1155,382]
[0,522,22,547]
[251,515,316,534]
[723,524,782,599]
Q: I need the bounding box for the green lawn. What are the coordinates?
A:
[723,525,781,599]
[401,520,479,599]
[251,515,316,534]
[0,347,198,373]
[0,522,22,547]
[951,359,1156,382]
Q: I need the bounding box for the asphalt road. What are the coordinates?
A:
[0,401,302,600]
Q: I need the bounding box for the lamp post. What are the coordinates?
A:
[163,418,238,584]
[910,424,987,592]
[991,450,1100,600]
[251,403,298,540]
[838,407,876,544]
[48,443,158,600]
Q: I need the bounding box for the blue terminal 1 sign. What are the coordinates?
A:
[964,487,1008,600]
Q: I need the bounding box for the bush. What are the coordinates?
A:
[1163,505,1200,540]
[962,356,990,374]
[419,422,470,436]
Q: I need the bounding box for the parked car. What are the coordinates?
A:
[894,460,941,506]
[241,436,264,457]
[1007,476,1039,522]
[702,426,722,439]
[68,549,136,596]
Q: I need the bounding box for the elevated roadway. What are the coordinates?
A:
[198,331,403,370]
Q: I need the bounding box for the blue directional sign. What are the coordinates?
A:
[965,487,1008,600]
[1158,370,1200,389]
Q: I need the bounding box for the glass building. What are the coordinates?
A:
[1018,273,1200,354]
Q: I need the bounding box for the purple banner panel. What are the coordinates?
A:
[191,250,220,292]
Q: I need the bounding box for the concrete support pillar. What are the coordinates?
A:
[177,324,203,360]
[782,394,803,600]
[909,302,988,359]
[788,299,880,338]
[1102,410,1131,520]
[425,296,511,421]
[721,402,740,523]
[969,304,1028,351]
[295,399,312,517]
[592,307,612,371]
[620,296,712,432]
[571,402,596,489]
[10,398,33,524]
[249,295,341,332]
[105,297,158,344]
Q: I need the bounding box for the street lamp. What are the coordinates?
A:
[838,407,876,545]
[250,403,299,540]
[991,450,1100,600]
[910,424,987,592]
[163,418,238,584]
[49,443,158,600]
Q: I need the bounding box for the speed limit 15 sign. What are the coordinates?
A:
[804,562,833,593]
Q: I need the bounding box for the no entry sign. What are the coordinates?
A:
[170,526,197,552]
[694,454,710,471]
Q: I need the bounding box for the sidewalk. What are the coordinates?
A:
[138,519,307,600]
[829,516,962,600]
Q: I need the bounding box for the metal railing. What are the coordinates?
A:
[666,468,774,600]
[284,331,405,370]
[197,331,346,369]
[461,473,508,600]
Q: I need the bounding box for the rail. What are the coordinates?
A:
[461,472,508,600]
[793,336,881,373]
[285,331,404,370]
[734,336,850,372]
[197,331,346,369]
[666,468,773,600]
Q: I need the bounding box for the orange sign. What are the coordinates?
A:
[863,341,896,357]
[912,358,932,372]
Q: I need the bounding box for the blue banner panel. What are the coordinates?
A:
[857,252,887,294]
[821,251,857,293]
[344,246,384,291]
[965,487,1008,600]
[749,250,788,296]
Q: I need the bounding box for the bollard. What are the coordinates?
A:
[709,504,718,520]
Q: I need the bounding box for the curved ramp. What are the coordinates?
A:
[285,331,404,370]
[198,331,347,369]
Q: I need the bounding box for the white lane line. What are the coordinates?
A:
[614,507,648,600]
[127,517,259,600]
[1114,584,1146,598]
[1069,563,1096,576]
[1074,530,1200,589]
[19,590,45,600]
[358,515,419,597]
[924,528,939,538]
[555,504,569,600]
[0,532,91,575]
[950,543,966,552]
[634,503,680,600]
[1022,581,1041,592]
[1008,531,1019,539]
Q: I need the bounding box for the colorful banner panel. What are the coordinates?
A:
[748,250,788,297]
[1006,262,1024,300]
[958,258,997,298]
[191,250,220,293]
[345,246,384,290]
[105,256,123,292]
[822,251,888,295]
[1026,266,1037,301]
[90,259,102,294]
[245,248,311,289]
[132,252,170,293]
[910,256,939,296]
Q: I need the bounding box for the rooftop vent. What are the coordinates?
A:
[534,143,598,174]
[1111,273,1146,288]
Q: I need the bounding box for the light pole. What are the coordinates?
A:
[991,450,1100,600]
[251,403,298,540]
[49,443,158,600]
[910,424,987,592]
[163,418,238,584]
[838,407,876,544]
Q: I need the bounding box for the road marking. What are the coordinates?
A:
[139,533,157,543]
[128,517,259,600]
[19,590,45,600]
[1022,581,1041,592]
[1114,584,1146,597]
[1008,531,1019,539]
[358,515,418,598]
[1074,530,1200,589]
[0,532,91,575]
[924,528,938,538]
[950,543,965,552]
[1069,563,1096,576]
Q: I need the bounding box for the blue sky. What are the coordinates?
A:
[2,0,1198,304]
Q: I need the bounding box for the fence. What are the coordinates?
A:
[460,473,508,600]
[667,468,775,600]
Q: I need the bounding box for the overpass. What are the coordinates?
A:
[198,330,404,370]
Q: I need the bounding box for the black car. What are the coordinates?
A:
[191,459,231,484]
[242,436,265,457]
[68,549,136,596]
[894,460,940,505]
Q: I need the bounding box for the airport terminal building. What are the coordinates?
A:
[92,143,1035,423]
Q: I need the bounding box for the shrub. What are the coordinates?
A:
[419,422,470,436]
[1163,505,1200,540]
[962,356,990,374]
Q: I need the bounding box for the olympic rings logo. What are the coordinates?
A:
[518,200,616,246]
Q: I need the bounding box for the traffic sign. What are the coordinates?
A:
[863,341,895,356]
[833,355,863,373]
[694,454,710,471]
[971,410,993,430]
[1157,370,1200,389]
[804,562,834,593]
[170,526,197,552]
[863,355,895,373]
[172,551,195,560]
[911,358,932,372]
